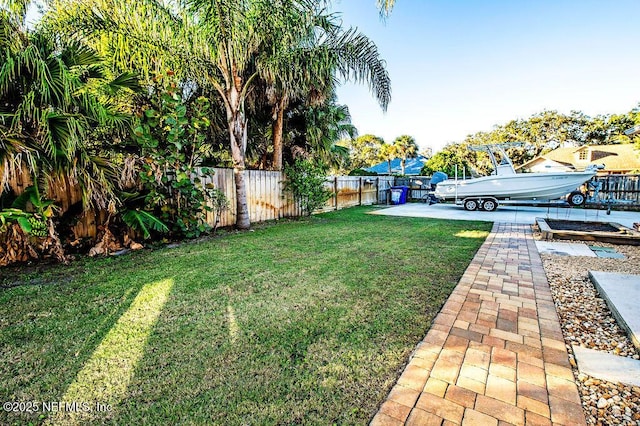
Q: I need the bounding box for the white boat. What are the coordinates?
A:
[434,143,599,211]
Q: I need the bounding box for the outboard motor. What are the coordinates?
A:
[429,171,448,190]
[426,171,448,204]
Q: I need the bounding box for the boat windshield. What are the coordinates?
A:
[469,143,522,176]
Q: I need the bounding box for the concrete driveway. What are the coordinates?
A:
[368,202,640,228]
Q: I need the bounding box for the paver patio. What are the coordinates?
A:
[370,223,586,426]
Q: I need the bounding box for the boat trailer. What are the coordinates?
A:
[452,180,633,213]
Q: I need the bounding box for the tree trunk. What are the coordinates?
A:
[387,160,392,175]
[233,165,250,229]
[401,158,406,175]
[229,118,251,230]
[272,95,287,171]
[227,79,251,230]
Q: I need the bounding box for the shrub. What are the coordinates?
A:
[284,159,332,216]
[132,72,220,238]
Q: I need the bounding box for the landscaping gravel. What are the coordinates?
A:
[536,235,640,425]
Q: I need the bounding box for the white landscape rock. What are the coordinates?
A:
[597,397,609,409]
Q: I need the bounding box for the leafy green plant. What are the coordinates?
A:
[284,159,332,216]
[1,186,55,237]
[117,191,169,240]
[207,188,229,234]
[0,209,33,234]
[121,210,169,240]
[132,72,215,238]
[0,185,65,265]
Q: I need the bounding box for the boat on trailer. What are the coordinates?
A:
[434,143,599,211]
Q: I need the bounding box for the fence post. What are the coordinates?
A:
[358,177,362,206]
[334,176,339,210]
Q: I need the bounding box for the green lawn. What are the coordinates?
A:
[0,207,491,425]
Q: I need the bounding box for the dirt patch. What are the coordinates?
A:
[545,219,621,233]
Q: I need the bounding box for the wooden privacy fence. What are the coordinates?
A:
[8,169,640,239]
[8,168,640,239]
[204,169,394,227]
[316,175,395,213]
[6,167,395,237]
[588,174,640,207]
[200,168,302,228]
[6,169,108,238]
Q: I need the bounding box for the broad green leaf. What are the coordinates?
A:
[16,217,32,233]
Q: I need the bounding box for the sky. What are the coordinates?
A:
[331,0,640,153]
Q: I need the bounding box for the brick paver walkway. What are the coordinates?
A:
[371,223,586,426]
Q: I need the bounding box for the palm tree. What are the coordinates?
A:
[0,7,135,211]
[49,0,314,229]
[50,0,390,229]
[393,135,418,175]
[379,142,399,175]
[262,10,391,171]
[287,96,356,169]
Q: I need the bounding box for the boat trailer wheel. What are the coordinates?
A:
[482,199,498,212]
[463,199,478,211]
[568,191,586,206]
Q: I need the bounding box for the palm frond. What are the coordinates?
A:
[1,18,131,211]
[103,72,141,95]
[326,27,391,111]
[122,209,168,239]
[377,0,395,18]
[1,0,31,24]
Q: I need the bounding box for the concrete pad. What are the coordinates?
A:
[589,271,640,350]
[572,345,640,387]
[534,241,597,257]
[368,203,640,228]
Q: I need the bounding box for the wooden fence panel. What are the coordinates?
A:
[246,169,280,223]
[201,168,305,226]
[6,168,394,238]
[589,174,640,206]
[315,175,394,212]
[7,170,101,239]
[376,176,395,204]
[361,178,378,205]
[279,182,302,218]
[200,167,236,228]
[337,177,362,209]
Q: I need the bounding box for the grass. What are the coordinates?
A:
[0,207,491,425]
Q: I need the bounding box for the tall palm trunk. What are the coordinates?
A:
[272,95,287,171]
[229,122,250,229]
[401,158,406,175]
[387,160,392,175]
[225,77,251,230]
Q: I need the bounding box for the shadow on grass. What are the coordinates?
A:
[0,259,176,425]
[1,207,491,425]
[49,279,175,424]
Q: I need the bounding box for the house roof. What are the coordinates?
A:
[366,155,429,175]
[519,144,640,172]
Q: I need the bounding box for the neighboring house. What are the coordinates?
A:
[366,155,429,175]
[518,144,640,175]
